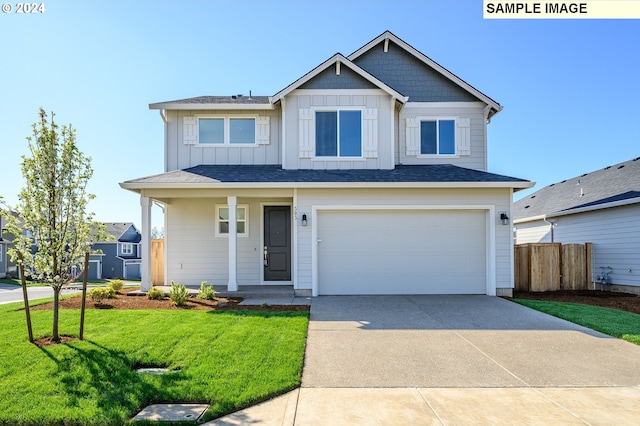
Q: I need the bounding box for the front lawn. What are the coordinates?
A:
[513,299,640,345]
[0,299,309,425]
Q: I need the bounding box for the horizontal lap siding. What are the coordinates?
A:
[165,198,262,286]
[553,205,640,287]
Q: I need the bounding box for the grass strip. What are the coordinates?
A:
[513,299,640,345]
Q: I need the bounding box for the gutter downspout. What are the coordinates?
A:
[159,109,167,123]
[543,215,556,242]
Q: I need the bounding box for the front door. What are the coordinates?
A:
[263,206,291,281]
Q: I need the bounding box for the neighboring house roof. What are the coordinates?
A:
[121,164,530,189]
[348,30,502,119]
[270,53,407,104]
[102,223,141,243]
[514,157,640,221]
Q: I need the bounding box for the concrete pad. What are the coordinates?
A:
[295,388,440,426]
[302,329,526,388]
[538,386,640,425]
[457,330,640,387]
[421,388,586,425]
[133,403,209,421]
[203,389,298,426]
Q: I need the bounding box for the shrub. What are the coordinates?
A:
[108,279,124,292]
[169,281,189,306]
[197,281,216,300]
[89,286,116,303]
[147,286,165,300]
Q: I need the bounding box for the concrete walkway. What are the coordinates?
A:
[206,295,640,425]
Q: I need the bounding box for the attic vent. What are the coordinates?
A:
[605,166,611,170]
[633,157,640,161]
[549,183,555,187]
[530,195,536,199]
[561,180,567,183]
[618,165,625,169]
[581,173,588,177]
[524,205,530,209]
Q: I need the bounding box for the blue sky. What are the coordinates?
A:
[1,0,638,230]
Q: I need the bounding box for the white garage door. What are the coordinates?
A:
[317,210,487,295]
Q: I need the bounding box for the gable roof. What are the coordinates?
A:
[514,157,640,221]
[102,222,141,243]
[121,164,531,189]
[270,53,407,104]
[348,31,502,118]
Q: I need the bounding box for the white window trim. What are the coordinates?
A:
[121,243,134,255]
[416,116,459,158]
[312,107,365,159]
[215,204,249,238]
[196,115,258,146]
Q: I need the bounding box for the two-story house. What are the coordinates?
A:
[88,222,142,280]
[121,31,532,296]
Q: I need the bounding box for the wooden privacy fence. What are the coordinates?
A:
[151,239,164,286]
[515,242,592,292]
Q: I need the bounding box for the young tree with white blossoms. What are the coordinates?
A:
[6,108,106,343]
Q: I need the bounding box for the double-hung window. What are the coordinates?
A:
[199,117,256,145]
[420,119,455,155]
[315,110,362,157]
[216,205,249,237]
[121,243,134,256]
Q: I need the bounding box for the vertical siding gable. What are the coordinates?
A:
[353,41,479,102]
[299,66,378,90]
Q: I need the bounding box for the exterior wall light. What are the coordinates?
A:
[301,214,308,227]
[500,212,509,225]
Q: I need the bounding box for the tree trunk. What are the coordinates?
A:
[52,287,60,342]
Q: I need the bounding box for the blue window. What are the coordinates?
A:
[315,110,362,157]
[420,119,455,155]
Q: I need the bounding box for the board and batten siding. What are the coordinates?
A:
[283,90,394,170]
[164,198,266,286]
[294,187,513,293]
[164,109,281,172]
[398,102,487,171]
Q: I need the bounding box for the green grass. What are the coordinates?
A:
[0,299,309,425]
[513,299,640,345]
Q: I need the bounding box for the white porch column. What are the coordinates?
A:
[227,195,238,291]
[140,195,152,292]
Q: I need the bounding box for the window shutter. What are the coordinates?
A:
[362,108,378,158]
[456,118,471,156]
[256,116,270,145]
[299,108,313,158]
[405,118,419,156]
[183,116,197,145]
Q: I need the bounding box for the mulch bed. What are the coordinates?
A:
[513,290,640,315]
[30,288,310,312]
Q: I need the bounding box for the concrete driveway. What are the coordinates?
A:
[207,295,640,425]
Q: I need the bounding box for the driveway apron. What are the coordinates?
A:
[302,295,640,388]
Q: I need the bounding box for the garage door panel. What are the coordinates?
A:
[317,210,486,295]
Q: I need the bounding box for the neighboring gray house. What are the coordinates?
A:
[89,223,142,280]
[121,31,532,296]
[514,158,640,295]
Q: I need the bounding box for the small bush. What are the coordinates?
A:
[89,286,116,303]
[169,281,189,306]
[197,281,216,300]
[108,279,124,292]
[147,286,165,300]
